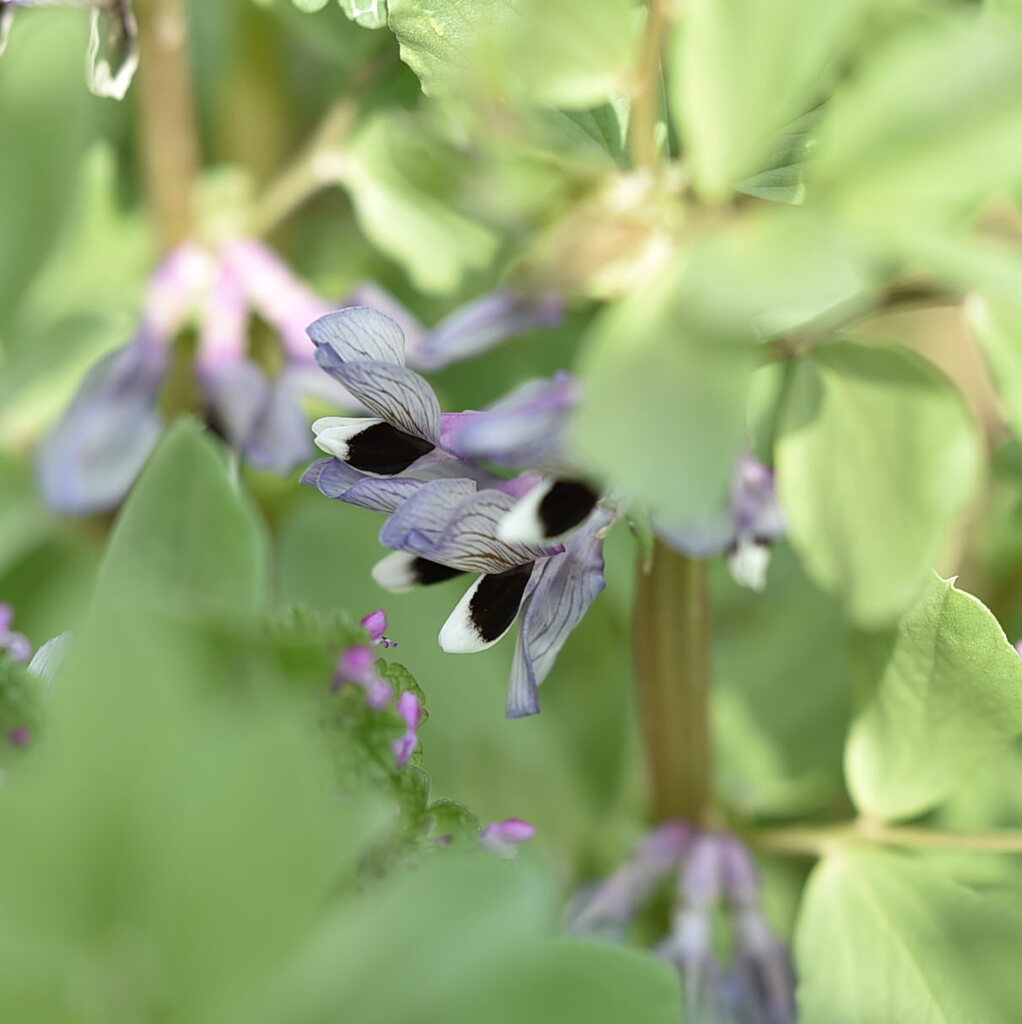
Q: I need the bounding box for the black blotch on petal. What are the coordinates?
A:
[412,558,466,586]
[537,479,600,538]
[347,422,434,475]
[469,563,534,644]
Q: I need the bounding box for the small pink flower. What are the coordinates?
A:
[481,818,536,858]
[361,609,397,648]
[392,691,423,767]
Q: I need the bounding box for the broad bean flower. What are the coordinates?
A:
[303,307,610,718]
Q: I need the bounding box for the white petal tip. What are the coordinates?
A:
[372,551,420,593]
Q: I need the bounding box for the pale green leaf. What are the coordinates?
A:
[338,113,498,294]
[811,17,1022,227]
[671,0,860,201]
[846,574,1022,820]
[777,341,981,627]
[796,850,1022,1024]
[97,419,269,613]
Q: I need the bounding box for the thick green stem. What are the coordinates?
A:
[135,0,200,247]
[633,541,713,823]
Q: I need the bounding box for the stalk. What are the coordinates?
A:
[134,0,199,247]
[633,540,713,823]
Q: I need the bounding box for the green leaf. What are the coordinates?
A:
[796,850,1022,1024]
[777,341,981,627]
[811,17,1022,228]
[339,0,387,29]
[671,0,860,201]
[97,419,268,613]
[845,574,1022,820]
[387,0,640,108]
[338,112,498,293]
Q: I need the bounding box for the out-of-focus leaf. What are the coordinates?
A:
[0,14,96,336]
[735,110,820,206]
[338,112,498,293]
[671,0,860,201]
[811,17,1022,228]
[796,850,1022,1023]
[339,0,388,29]
[846,574,1022,820]
[777,341,981,627]
[97,420,268,613]
[387,0,640,108]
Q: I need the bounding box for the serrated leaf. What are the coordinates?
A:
[777,341,981,627]
[796,850,1022,1024]
[671,0,860,201]
[97,419,268,613]
[846,574,1022,820]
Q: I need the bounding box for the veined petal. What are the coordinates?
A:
[449,371,578,468]
[324,360,441,445]
[499,477,601,544]
[342,282,427,360]
[414,290,563,371]
[439,564,534,654]
[372,551,466,592]
[506,507,611,718]
[37,339,167,516]
[300,457,364,498]
[308,306,407,367]
[379,478,477,551]
[342,477,425,513]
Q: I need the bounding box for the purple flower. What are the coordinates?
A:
[480,817,536,858]
[334,644,394,710]
[569,822,691,936]
[2,1,139,100]
[361,609,397,648]
[658,457,785,591]
[8,726,31,747]
[38,241,351,514]
[340,282,563,372]
[0,603,32,664]
[391,690,422,767]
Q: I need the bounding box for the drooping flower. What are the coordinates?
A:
[0,603,32,664]
[480,818,536,858]
[37,240,348,515]
[1,0,139,99]
[303,306,611,717]
[361,609,397,648]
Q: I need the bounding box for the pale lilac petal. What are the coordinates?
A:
[342,477,426,514]
[0,603,12,635]
[342,282,427,360]
[414,291,564,371]
[245,368,315,473]
[308,306,407,367]
[144,243,211,336]
[480,817,537,858]
[300,457,364,498]
[449,371,578,468]
[734,457,785,540]
[197,263,248,368]
[392,690,423,767]
[37,338,168,516]
[379,479,477,552]
[505,507,611,718]
[323,361,441,445]
[384,482,554,575]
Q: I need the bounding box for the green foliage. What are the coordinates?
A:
[811,16,1022,229]
[796,850,1022,1023]
[777,341,981,627]
[671,0,860,202]
[846,574,1022,820]
[97,420,269,614]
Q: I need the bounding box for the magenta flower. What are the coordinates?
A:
[480,818,536,858]
[361,609,397,648]
[0,603,32,664]
[391,691,423,768]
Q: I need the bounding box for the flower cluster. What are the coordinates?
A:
[1,0,138,100]
[332,609,423,768]
[571,827,795,1024]
[302,306,610,718]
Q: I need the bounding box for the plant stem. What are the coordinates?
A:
[630,0,669,172]
[633,540,713,823]
[134,0,200,248]
[750,819,1022,856]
